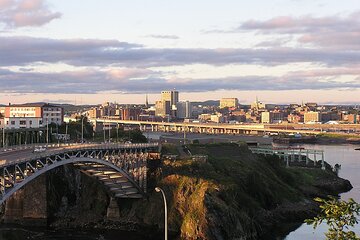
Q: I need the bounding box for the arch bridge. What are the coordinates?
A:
[0,143,159,205]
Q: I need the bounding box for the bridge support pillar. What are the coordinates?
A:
[3,174,47,226]
[106,197,120,221]
[3,190,24,224]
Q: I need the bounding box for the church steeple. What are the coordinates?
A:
[145,94,149,108]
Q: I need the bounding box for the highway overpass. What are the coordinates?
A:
[91,119,325,135]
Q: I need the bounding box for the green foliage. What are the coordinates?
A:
[57,116,94,141]
[161,143,180,155]
[318,133,360,139]
[305,197,360,240]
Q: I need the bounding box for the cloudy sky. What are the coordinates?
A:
[1,0,360,105]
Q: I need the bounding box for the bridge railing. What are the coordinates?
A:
[0,142,158,153]
[0,142,80,153]
[0,142,159,167]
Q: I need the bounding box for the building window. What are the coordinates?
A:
[19,120,26,125]
[11,121,15,125]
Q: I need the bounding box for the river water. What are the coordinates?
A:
[284,144,360,239]
[0,226,158,240]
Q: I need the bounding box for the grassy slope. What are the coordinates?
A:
[136,142,343,240]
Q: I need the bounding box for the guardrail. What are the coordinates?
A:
[0,142,159,167]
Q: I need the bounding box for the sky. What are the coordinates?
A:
[1,0,360,105]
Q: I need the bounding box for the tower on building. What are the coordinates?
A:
[145,94,149,108]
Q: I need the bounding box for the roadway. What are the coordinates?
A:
[0,144,90,164]
[0,148,34,163]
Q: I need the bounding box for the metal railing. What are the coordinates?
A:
[249,146,325,169]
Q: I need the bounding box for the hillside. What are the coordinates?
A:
[49,143,351,239]
[143,143,351,239]
[4,143,351,240]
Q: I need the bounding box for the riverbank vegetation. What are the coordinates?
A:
[306,197,360,240]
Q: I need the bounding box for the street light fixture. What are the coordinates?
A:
[155,187,168,240]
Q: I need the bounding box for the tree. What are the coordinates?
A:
[305,196,360,240]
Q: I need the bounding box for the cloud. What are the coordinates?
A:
[237,11,360,50]
[0,0,61,28]
[0,67,359,94]
[239,13,358,33]
[146,34,179,39]
[1,36,360,68]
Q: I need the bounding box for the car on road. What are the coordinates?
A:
[33,146,47,153]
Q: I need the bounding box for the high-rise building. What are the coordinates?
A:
[159,90,179,117]
[176,101,192,119]
[161,90,179,108]
[155,100,170,117]
[219,98,239,109]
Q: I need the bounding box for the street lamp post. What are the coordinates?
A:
[108,111,111,143]
[56,123,59,145]
[2,127,5,148]
[65,122,68,143]
[46,118,49,145]
[116,123,119,142]
[81,116,84,144]
[155,187,168,240]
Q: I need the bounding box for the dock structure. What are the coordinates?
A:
[249,147,325,170]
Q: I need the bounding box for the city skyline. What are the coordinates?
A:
[1,0,360,104]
